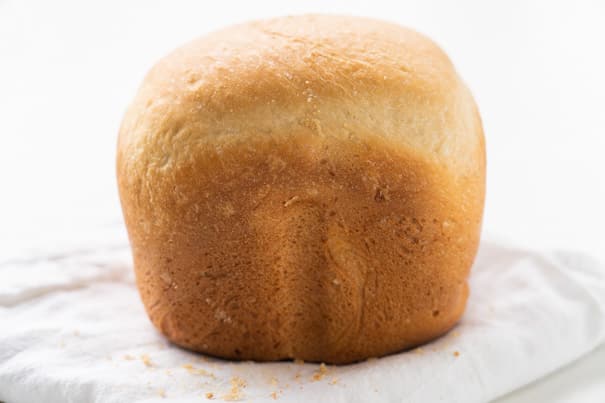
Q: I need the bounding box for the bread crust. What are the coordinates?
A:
[117,15,485,364]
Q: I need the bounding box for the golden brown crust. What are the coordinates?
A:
[117,14,485,364]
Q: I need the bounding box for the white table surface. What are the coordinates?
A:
[1,0,604,401]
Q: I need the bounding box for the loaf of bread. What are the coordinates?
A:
[117,15,485,364]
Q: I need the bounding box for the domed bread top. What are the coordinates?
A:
[119,15,483,178]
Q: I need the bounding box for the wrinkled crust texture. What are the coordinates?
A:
[117,15,485,364]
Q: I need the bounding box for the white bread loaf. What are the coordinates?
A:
[117,15,485,364]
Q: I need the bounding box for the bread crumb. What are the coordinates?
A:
[205,392,214,399]
[413,347,424,355]
[293,359,304,365]
[158,388,166,398]
[453,351,460,357]
[159,272,172,284]
[214,309,232,323]
[312,363,328,381]
[270,391,278,400]
[222,392,241,401]
[329,377,339,385]
[222,376,246,401]
[231,376,246,388]
[284,196,300,207]
[270,377,278,386]
[141,354,153,367]
[123,354,135,361]
[182,363,216,378]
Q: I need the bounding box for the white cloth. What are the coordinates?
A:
[1,228,604,403]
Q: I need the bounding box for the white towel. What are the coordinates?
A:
[1,227,604,403]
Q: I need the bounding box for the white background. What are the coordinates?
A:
[1,0,604,401]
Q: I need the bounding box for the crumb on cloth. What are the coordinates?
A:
[141,354,153,367]
[222,376,247,401]
[182,363,216,378]
[311,363,328,381]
